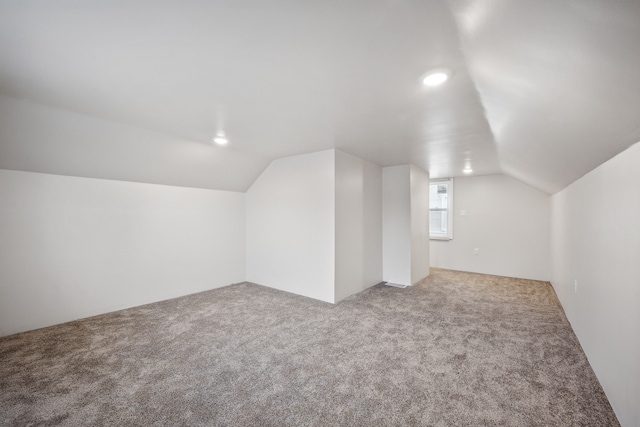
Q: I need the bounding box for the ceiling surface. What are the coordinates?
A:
[0,0,639,193]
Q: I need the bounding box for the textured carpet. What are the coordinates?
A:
[0,269,619,426]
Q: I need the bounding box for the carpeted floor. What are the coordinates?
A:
[0,268,620,426]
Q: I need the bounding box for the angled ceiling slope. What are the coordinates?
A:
[0,0,638,194]
[448,0,640,194]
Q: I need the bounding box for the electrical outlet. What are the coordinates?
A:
[473,248,479,255]
[574,279,578,293]
[460,210,467,216]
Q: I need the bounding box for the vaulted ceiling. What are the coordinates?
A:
[1,0,639,194]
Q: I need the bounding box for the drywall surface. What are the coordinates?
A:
[0,169,245,337]
[550,143,640,427]
[246,150,335,303]
[361,160,384,293]
[382,166,412,286]
[382,165,429,286]
[410,165,430,284]
[430,174,550,281]
[334,151,382,302]
[0,95,268,192]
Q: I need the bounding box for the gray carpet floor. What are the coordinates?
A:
[0,268,620,426]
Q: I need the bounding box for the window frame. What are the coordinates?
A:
[429,178,454,241]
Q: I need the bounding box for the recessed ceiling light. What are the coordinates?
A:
[213,136,228,145]
[463,167,473,174]
[422,69,452,87]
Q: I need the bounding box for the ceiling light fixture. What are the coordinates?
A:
[213,135,228,145]
[422,69,452,87]
[463,167,473,174]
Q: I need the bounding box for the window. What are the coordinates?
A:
[429,178,453,240]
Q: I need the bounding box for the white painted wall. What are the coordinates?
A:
[246,150,335,303]
[0,169,245,337]
[430,174,550,281]
[550,143,640,427]
[382,166,412,286]
[410,165,430,284]
[362,159,384,294]
[382,165,430,286]
[334,151,382,302]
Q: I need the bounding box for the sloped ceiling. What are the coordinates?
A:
[0,0,638,193]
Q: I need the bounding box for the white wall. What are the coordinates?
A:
[382,165,430,286]
[0,169,245,336]
[410,165,430,284]
[246,150,335,303]
[382,166,412,285]
[550,143,640,427]
[361,159,384,294]
[334,151,382,302]
[430,174,550,281]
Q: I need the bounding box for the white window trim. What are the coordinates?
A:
[430,178,454,240]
